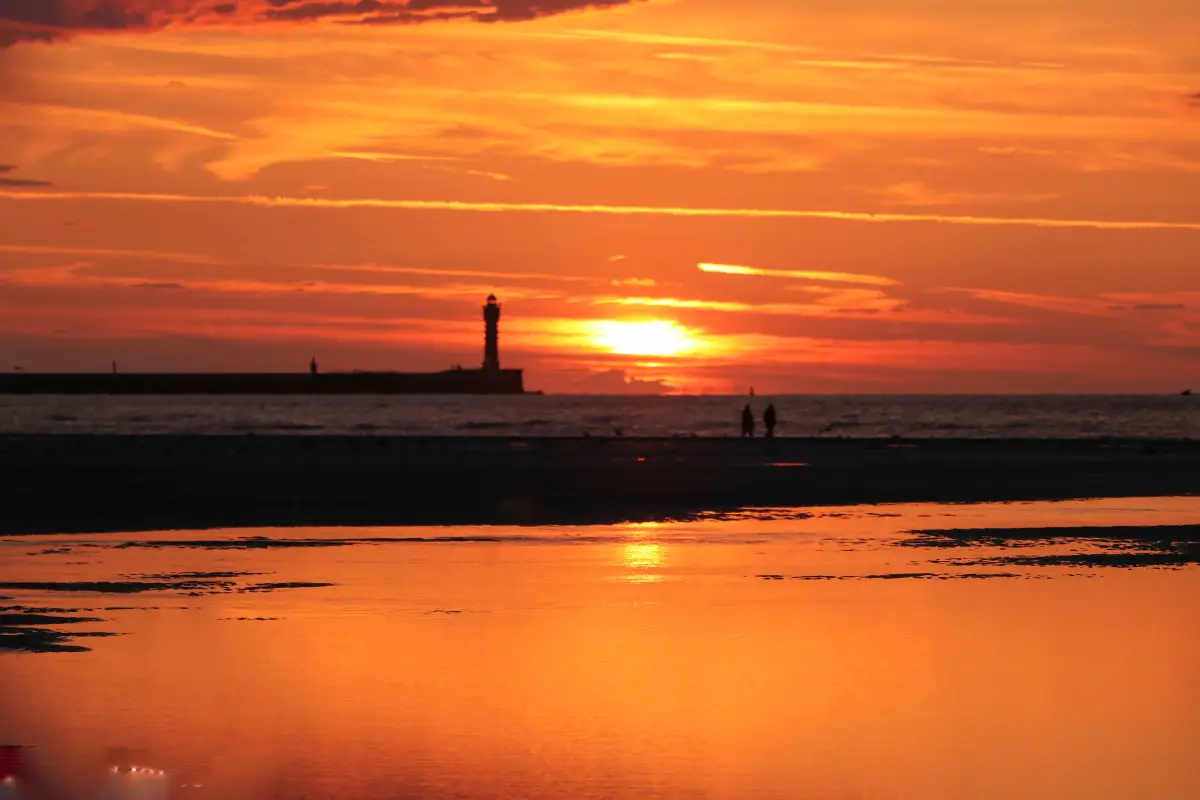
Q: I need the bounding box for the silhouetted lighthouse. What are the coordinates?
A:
[483,294,501,370]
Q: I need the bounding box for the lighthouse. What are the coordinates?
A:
[483,294,501,371]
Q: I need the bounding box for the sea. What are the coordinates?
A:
[1,393,1197,438]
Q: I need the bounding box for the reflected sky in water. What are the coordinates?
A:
[2,497,1200,798]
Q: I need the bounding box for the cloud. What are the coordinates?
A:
[585,294,1005,326]
[873,181,1057,207]
[698,262,899,287]
[0,242,223,264]
[132,281,187,290]
[0,164,50,187]
[977,145,1061,158]
[0,261,565,301]
[1186,93,1200,108]
[5,188,1200,232]
[0,178,50,186]
[611,277,657,288]
[562,368,674,395]
[944,287,1116,317]
[1130,303,1187,311]
[1074,145,1200,175]
[0,0,641,46]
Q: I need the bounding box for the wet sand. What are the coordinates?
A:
[1,434,1197,533]
[3,498,1200,798]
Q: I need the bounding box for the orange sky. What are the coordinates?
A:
[0,0,1198,393]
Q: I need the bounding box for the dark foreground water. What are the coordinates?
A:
[3,497,1200,798]
[1,394,1197,438]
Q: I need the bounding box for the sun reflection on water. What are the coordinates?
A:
[623,541,664,582]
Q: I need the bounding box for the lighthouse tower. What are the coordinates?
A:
[483,294,501,371]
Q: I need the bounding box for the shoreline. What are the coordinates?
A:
[1,434,1197,534]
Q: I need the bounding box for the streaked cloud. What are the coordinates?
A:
[1106,292,1200,310]
[0,102,237,140]
[585,294,1010,326]
[0,164,50,187]
[873,181,1058,207]
[698,262,899,287]
[0,261,565,302]
[0,0,644,46]
[0,246,594,291]
[5,189,1200,232]
[1129,303,1186,311]
[942,288,1119,317]
[0,243,223,264]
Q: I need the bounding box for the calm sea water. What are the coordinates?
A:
[3,497,1200,798]
[1,394,1196,438]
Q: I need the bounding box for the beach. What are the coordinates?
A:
[4,430,1200,798]
[1,434,1198,534]
[3,412,1200,799]
[4,497,1200,798]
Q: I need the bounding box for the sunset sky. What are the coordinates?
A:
[1,0,1198,393]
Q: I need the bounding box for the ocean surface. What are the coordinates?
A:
[3,497,1200,798]
[1,394,1196,438]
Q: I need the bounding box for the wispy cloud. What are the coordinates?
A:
[4,189,1200,232]
[0,102,237,140]
[1106,291,1200,310]
[698,262,899,287]
[978,145,1061,158]
[586,294,1010,326]
[873,181,1058,207]
[304,263,591,284]
[944,288,1122,317]
[0,177,51,187]
[536,28,1065,74]
[0,164,51,188]
[0,244,589,285]
[330,151,459,164]
[0,1,644,46]
[0,243,223,265]
[0,262,565,302]
[1074,145,1200,175]
[1129,303,1186,311]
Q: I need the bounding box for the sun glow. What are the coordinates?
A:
[590,320,705,357]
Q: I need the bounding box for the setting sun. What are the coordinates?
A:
[590,320,705,358]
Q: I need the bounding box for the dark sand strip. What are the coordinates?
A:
[908,524,1200,543]
[0,610,118,653]
[0,435,1197,534]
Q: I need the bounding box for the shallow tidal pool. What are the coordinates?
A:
[3,497,1200,799]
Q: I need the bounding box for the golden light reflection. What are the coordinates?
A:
[590,320,706,357]
[624,542,662,569]
[623,541,664,583]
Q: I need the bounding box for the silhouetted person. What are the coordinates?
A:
[741,404,755,438]
[310,357,319,376]
[764,404,777,438]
